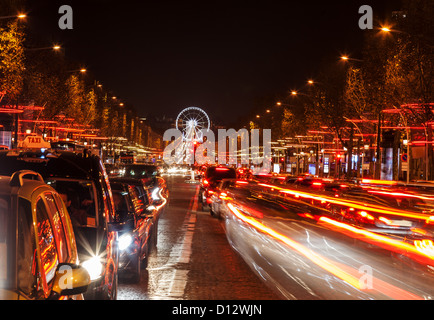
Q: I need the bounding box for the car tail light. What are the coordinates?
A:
[356,210,375,224]
[297,213,316,220]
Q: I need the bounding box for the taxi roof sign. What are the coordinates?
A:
[18,135,51,149]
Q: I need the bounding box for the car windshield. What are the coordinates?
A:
[0,196,8,287]
[46,179,97,227]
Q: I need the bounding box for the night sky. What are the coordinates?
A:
[24,0,402,126]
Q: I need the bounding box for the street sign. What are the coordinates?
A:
[401,153,408,162]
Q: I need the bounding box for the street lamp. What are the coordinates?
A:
[380,25,434,49]
[67,68,87,73]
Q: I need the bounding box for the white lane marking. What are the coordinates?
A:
[168,270,190,298]
[178,213,197,264]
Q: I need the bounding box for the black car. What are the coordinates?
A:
[199,166,237,214]
[209,179,239,218]
[0,150,121,300]
[118,163,168,225]
[110,177,166,251]
[109,178,155,282]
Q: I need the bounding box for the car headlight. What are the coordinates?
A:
[118,233,133,251]
[82,256,103,281]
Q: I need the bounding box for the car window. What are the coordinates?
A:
[223,181,236,190]
[17,198,37,297]
[206,167,237,180]
[53,193,73,253]
[112,190,130,221]
[36,198,59,288]
[134,185,149,206]
[0,196,8,287]
[43,193,69,261]
[47,179,97,227]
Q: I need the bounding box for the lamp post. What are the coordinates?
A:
[344,117,365,178]
[340,55,363,62]
[381,25,434,180]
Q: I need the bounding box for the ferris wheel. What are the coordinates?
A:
[176,107,210,143]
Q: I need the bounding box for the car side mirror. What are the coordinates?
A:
[50,263,90,298]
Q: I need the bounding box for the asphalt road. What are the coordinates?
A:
[117,175,283,300]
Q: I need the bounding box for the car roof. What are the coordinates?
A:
[0,174,55,201]
[109,179,130,190]
[109,177,146,187]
